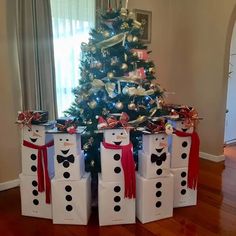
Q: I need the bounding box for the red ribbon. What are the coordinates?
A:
[106,112,131,129]
[17,111,42,128]
[102,141,136,199]
[23,140,54,204]
[174,130,200,190]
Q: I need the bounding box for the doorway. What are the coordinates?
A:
[224,22,236,146]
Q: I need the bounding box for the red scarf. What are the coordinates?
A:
[23,140,54,204]
[102,141,136,199]
[174,130,200,190]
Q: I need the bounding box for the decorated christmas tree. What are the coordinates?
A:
[66,6,167,173]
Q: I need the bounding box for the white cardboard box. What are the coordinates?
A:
[19,173,52,219]
[53,132,82,157]
[21,124,54,178]
[142,133,168,155]
[136,172,174,224]
[98,174,135,226]
[168,120,193,168]
[53,150,85,181]
[100,143,125,182]
[138,150,171,179]
[171,167,197,207]
[51,173,91,225]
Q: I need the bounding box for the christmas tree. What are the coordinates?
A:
[66,6,167,173]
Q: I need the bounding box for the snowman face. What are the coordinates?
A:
[104,129,129,145]
[23,125,45,146]
[176,121,194,133]
[54,133,75,155]
[152,133,168,154]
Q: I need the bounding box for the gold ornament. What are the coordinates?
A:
[149,67,155,74]
[133,36,138,42]
[120,22,129,30]
[132,51,138,57]
[103,30,110,38]
[128,102,136,110]
[127,34,133,42]
[115,101,124,110]
[96,61,102,69]
[107,72,114,79]
[121,63,128,71]
[90,46,96,54]
[88,100,97,109]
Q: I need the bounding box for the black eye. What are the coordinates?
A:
[112,133,115,135]
[60,139,62,141]
[28,129,31,132]
[66,139,69,141]
[35,130,39,133]
[162,137,165,140]
[155,138,158,141]
[120,133,123,135]
[181,122,184,125]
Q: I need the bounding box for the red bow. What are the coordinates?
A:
[99,112,132,129]
[16,111,41,129]
[178,107,199,128]
[23,140,54,204]
[146,119,166,133]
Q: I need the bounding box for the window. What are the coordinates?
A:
[51,0,95,117]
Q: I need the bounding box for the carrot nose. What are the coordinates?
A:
[33,132,41,137]
[64,142,74,146]
[160,142,167,147]
[116,135,127,140]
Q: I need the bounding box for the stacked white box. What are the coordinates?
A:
[50,129,91,225]
[168,120,197,207]
[98,174,135,226]
[51,173,91,225]
[20,173,52,219]
[20,122,54,219]
[136,132,174,223]
[136,173,174,223]
[99,129,136,226]
[171,168,197,207]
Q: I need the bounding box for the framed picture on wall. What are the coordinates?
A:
[134,9,152,44]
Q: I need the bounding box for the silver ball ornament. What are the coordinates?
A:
[121,63,128,71]
[88,100,97,109]
[107,72,114,79]
[133,36,138,42]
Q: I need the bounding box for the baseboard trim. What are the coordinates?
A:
[200,152,225,162]
[0,178,20,191]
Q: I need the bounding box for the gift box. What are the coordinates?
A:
[98,174,135,226]
[142,133,169,155]
[171,167,197,207]
[138,150,170,179]
[136,172,174,223]
[19,173,52,219]
[100,129,131,182]
[21,123,55,178]
[51,173,91,225]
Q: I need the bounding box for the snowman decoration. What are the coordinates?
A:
[97,113,136,226]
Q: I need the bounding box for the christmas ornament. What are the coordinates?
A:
[107,72,114,79]
[121,63,128,71]
[122,86,129,94]
[103,30,110,38]
[96,61,103,69]
[115,101,124,110]
[90,46,97,54]
[88,100,97,109]
[133,36,138,42]
[128,11,135,19]
[149,67,155,74]
[120,8,127,18]
[120,22,129,30]
[128,102,136,110]
[133,20,142,29]
[132,51,138,57]
[105,82,117,98]
[127,34,133,42]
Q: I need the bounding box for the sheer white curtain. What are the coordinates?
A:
[51,0,95,117]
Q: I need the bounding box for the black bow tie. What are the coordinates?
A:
[151,152,167,164]
[57,154,75,164]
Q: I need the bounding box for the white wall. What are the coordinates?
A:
[0,0,21,183]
